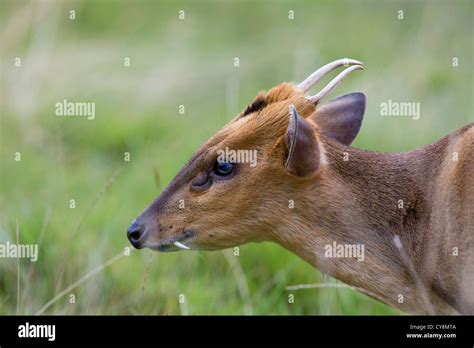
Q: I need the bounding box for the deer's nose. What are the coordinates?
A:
[127,220,147,249]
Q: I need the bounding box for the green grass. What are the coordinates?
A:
[0,0,472,315]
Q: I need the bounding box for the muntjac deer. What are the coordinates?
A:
[127,59,473,314]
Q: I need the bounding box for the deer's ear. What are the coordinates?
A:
[284,105,320,177]
[310,92,365,146]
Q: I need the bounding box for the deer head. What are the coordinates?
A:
[126,56,474,315]
[127,58,365,252]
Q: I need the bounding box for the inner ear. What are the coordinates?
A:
[284,105,320,177]
[309,92,366,146]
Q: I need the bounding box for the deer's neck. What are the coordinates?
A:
[274,136,449,313]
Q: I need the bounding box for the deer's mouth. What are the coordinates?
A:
[150,230,195,252]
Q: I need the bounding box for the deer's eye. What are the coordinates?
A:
[213,161,234,176]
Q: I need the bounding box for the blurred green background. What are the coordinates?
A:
[0,0,472,315]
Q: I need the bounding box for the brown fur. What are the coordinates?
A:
[134,83,473,314]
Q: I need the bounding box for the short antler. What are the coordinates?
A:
[297,58,364,104]
[307,65,364,104]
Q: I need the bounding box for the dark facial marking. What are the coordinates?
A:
[241,94,267,117]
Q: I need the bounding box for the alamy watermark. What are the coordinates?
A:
[324,241,365,262]
[0,241,38,262]
[217,146,257,167]
[55,99,95,120]
[380,99,420,120]
[18,322,55,341]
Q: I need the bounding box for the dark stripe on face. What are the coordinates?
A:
[140,142,214,219]
[139,120,230,221]
[140,132,226,217]
[242,94,267,117]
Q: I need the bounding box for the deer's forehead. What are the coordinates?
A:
[211,118,274,149]
[180,83,315,170]
[200,105,312,157]
[229,100,313,138]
